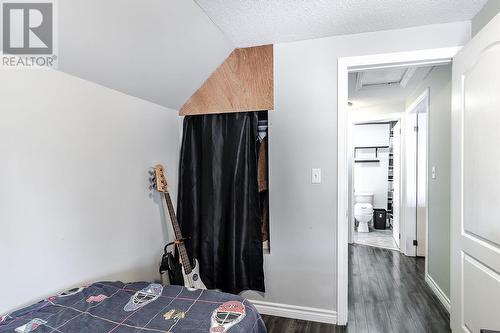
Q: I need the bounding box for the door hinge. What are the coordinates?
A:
[413,240,418,246]
[399,233,401,239]
[414,126,418,132]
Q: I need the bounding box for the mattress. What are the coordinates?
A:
[0,282,267,333]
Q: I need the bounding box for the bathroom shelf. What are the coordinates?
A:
[355,159,380,163]
[354,145,389,158]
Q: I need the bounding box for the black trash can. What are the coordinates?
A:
[373,209,387,230]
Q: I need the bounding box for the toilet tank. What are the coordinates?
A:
[355,192,374,204]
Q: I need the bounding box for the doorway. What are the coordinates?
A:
[336,47,459,325]
[350,120,399,251]
[348,66,431,256]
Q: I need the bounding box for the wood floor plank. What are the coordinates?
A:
[262,243,451,333]
[261,315,344,333]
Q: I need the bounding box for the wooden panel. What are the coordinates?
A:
[179,45,273,115]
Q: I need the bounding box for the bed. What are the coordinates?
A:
[0,282,267,333]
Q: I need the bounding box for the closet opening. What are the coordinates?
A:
[257,111,270,253]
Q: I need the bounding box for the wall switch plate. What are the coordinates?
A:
[312,168,321,184]
[431,166,436,179]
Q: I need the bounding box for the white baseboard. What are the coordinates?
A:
[425,274,451,312]
[248,300,337,324]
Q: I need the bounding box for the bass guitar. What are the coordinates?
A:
[152,164,206,290]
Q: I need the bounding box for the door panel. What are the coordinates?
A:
[416,111,427,257]
[405,112,417,256]
[463,43,500,246]
[463,254,500,333]
[451,13,500,333]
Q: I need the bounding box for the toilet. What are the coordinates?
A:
[354,193,374,233]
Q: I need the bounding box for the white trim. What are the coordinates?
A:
[403,89,430,257]
[337,57,349,326]
[421,89,431,274]
[249,300,337,324]
[407,87,430,114]
[425,274,451,312]
[400,67,417,88]
[337,47,461,325]
[355,72,363,91]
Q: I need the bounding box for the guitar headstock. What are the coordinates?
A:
[152,164,167,192]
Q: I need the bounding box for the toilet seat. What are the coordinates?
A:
[354,203,373,214]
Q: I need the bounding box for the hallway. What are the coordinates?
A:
[348,244,450,332]
[353,229,399,251]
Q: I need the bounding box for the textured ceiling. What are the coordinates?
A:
[195,0,487,47]
[57,0,234,110]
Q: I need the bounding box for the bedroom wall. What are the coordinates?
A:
[0,70,179,314]
[406,65,452,299]
[242,21,469,318]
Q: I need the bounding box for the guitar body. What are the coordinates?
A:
[182,259,207,290]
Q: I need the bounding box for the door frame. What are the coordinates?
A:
[336,47,461,325]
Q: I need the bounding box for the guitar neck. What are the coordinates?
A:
[163,192,192,275]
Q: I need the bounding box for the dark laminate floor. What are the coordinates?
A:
[262,314,345,333]
[263,244,450,333]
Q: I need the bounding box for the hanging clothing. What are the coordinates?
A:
[260,193,269,242]
[257,137,269,242]
[257,137,268,192]
[177,112,265,294]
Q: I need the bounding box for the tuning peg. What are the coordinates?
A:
[148,169,155,176]
[149,176,156,183]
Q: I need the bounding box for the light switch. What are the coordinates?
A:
[431,166,436,179]
[312,168,321,184]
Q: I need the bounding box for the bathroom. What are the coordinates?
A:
[346,64,443,254]
[351,122,400,250]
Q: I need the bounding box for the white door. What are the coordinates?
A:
[392,121,401,248]
[450,13,500,333]
[405,91,429,257]
[416,111,427,257]
[404,109,418,256]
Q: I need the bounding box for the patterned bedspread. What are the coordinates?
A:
[0,282,267,333]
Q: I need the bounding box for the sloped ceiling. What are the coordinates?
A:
[194,0,487,47]
[58,0,234,110]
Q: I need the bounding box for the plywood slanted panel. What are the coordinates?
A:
[179,45,273,115]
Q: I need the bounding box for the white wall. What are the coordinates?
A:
[242,21,469,315]
[349,102,404,123]
[406,65,452,297]
[352,123,390,147]
[353,124,390,209]
[0,70,180,313]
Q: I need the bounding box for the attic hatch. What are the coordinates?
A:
[354,67,417,91]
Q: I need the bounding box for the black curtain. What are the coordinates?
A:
[177,112,265,294]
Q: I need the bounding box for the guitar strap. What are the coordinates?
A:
[159,242,184,285]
